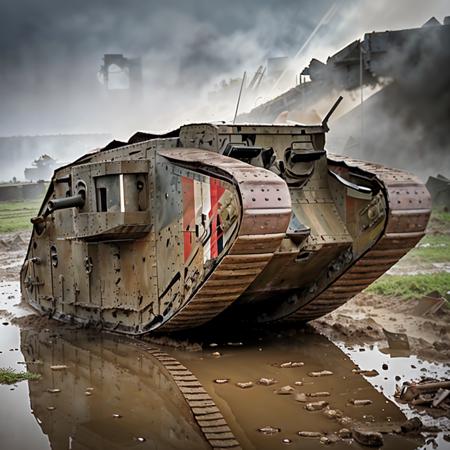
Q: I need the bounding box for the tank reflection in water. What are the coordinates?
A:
[20,327,209,450]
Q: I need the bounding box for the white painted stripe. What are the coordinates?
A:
[194,179,202,218]
[119,174,125,213]
[202,178,211,216]
[202,178,211,263]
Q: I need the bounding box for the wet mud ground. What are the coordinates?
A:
[0,228,449,449]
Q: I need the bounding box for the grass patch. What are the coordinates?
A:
[0,200,42,233]
[0,367,41,384]
[401,234,450,264]
[366,272,450,300]
[430,209,450,226]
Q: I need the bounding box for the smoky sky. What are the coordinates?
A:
[327,20,450,181]
[0,0,448,141]
[0,0,333,136]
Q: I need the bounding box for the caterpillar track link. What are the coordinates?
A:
[20,122,431,333]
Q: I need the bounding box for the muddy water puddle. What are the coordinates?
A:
[172,332,426,450]
[337,342,450,449]
[0,280,448,449]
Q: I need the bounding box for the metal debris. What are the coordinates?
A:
[432,388,450,407]
[50,365,67,371]
[413,293,446,316]
[320,434,339,445]
[338,428,352,439]
[323,408,342,419]
[274,385,295,395]
[308,391,330,398]
[352,427,383,447]
[400,417,423,433]
[236,382,253,389]
[350,399,373,406]
[305,401,329,411]
[214,379,230,384]
[297,431,323,438]
[279,361,304,368]
[258,426,281,435]
[339,417,353,427]
[399,379,450,415]
[308,370,333,377]
[294,393,307,403]
[258,377,277,386]
[383,328,410,351]
[352,369,379,377]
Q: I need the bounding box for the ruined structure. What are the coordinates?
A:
[99,53,143,98]
[239,17,450,124]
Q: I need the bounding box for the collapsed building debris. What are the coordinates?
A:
[398,379,450,414]
[238,18,450,180]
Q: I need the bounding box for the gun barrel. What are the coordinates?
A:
[48,194,85,212]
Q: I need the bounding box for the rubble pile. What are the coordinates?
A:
[397,379,450,416]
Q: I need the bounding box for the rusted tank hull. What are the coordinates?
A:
[20,123,431,333]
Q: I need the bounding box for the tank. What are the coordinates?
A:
[20,121,431,334]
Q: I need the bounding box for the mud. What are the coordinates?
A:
[0,231,29,281]
[0,280,444,449]
[1,230,450,449]
[313,292,450,363]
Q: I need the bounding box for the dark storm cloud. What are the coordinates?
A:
[0,0,447,149]
[0,0,337,136]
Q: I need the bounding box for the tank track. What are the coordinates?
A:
[143,345,241,449]
[286,155,431,321]
[157,149,291,331]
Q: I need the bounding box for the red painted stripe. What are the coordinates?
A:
[182,177,195,262]
[209,178,225,258]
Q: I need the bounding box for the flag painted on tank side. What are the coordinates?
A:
[181,175,225,264]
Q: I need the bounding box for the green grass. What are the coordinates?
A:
[0,367,41,384]
[0,200,42,233]
[430,209,450,226]
[401,234,450,264]
[366,272,450,300]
